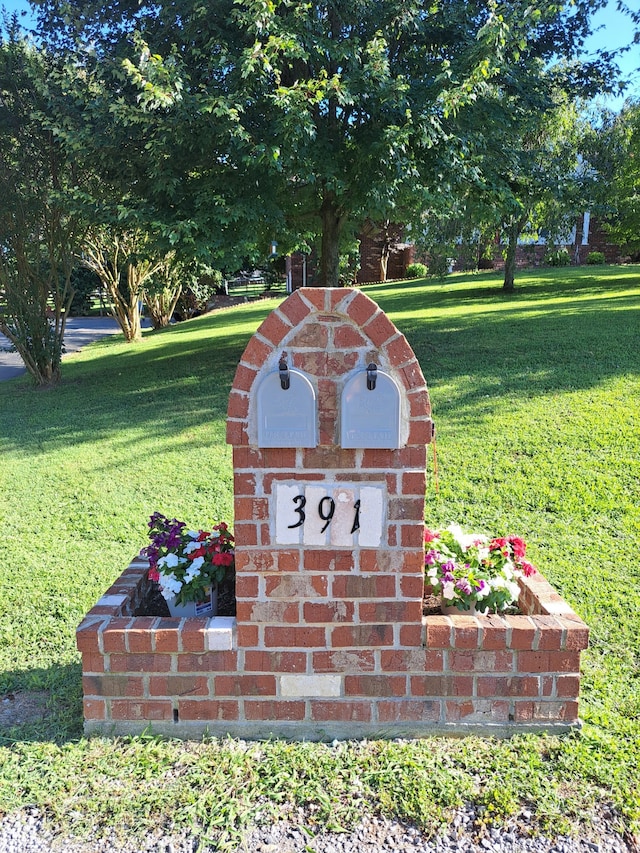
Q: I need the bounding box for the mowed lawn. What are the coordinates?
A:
[0,266,638,849]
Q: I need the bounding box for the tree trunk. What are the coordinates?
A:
[503,217,526,292]
[319,191,343,288]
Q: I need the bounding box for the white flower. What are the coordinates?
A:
[187,530,199,539]
[188,556,205,573]
[447,523,486,551]
[427,565,438,579]
[442,581,456,600]
[507,581,521,600]
[158,552,182,570]
[184,540,202,555]
[159,572,182,599]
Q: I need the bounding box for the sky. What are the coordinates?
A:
[1,0,639,109]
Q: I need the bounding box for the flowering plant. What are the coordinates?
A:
[424,523,536,614]
[141,512,234,606]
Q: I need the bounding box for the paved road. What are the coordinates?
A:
[0,316,122,382]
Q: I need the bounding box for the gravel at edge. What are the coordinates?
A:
[0,806,631,853]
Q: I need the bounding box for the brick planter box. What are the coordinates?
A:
[77,556,588,738]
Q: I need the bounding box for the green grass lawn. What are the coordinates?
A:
[0,266,639,849]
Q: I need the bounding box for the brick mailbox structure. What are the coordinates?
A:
[77,288,589,738]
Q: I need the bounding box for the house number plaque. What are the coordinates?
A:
[274,483,385,547]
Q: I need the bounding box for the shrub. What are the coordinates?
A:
[68,267,102,317]
[545,248,571,267]
[405,262,428,279]
[586,251,606,265]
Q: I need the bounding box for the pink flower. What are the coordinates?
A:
[508,536,527,560]
[424,528,440,543]
[519,559,536,577]
[148,567,160,583]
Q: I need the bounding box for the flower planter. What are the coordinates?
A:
[166,585,218,618]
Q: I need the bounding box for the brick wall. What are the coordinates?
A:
[77,288,589,738]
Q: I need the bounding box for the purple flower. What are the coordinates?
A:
[441,561,456,573]
[425,550,439,566]
[455,578,472,595]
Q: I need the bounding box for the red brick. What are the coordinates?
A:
[277,550,303,572]
[334,324,368,349]
[244,700,306,721]
[331,624,393,647]
[82,652,106,673]
[110,653,171,673]
[231,363,258,394]
[400,624,424,646]
[400,524,425,548]
[411,675,473,697]
[514,701,535,721]
[518,651,550,673]
[312,649,376,672]
[234,497,269,522]
[233,521,258,546]
[385,334,414,367]
[177,651,238,672]
[402,471,426,495]
[279,290,312,326]
[329,288,349,310]
[332,575,396,599]
[235,574,259,599]
[149,675,209,697]
[358,550,398,573]
[234,472,256,496]
[153,620,181,653]
[556,675,581,698]
[288,322,329,348]
[225,420,249,446]
[83,698,106,720]
[178,699,239,721]
[265,574,327,598]
[256,310,291,346]
[261,448,297,468]
[400,360,426,391]
[111,700,173,721]
[542,676,554,696]
[377,700,441,723]
[102,623,130,653]
[444,700,475,721]
[425,616,452,648]
[310,700,372,722]
[83,675,144,698]
[76,620,103,653]
[304,551,354,572]
[236,600,299,623]
[304,601,355,623]
[408,389,431,419]
[264,626,326,647]
[345,291,378,327]
[400,575,426,599]
[562,620,590,651]
[236,624,259,646]
[548,651,581,673]
[408,420,433,446]
[344,675,405,697]
[236,551,277,573]
[388,497,425,521]
[300,287,327,311]
[244,651,307,672]
[397,446,427,468]
[227,390,250,420]
[448,650,514,673]
[452,618,481,649]
[233,447,263,469]
[481,615,509,650]
[360,449,396,468]
[358,601,421,623]
[215,675,277,696]
[241,335,272,367]
[380,649,444,672]
[506,616,537,650]
[476,676,539,698]
[533,616,564,651]
[363,311,396,346]
[180,620,208,653]
[301,447,357,469]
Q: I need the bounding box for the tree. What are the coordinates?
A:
[36,0,611,289]
[0,27,80,385]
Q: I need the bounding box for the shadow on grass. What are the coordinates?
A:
[0,663,83,745]
[1,276,639,455]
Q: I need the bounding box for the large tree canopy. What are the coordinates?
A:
[35,0,612,287]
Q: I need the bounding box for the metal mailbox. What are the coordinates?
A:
[340,364,401,449]
[256,366,317,448]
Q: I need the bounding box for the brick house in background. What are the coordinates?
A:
[285,213,624,289]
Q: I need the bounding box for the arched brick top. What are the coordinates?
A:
[227,288,431,449]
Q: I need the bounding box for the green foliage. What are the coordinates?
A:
[68,267,101,316]
[586,251,606,265]
[405,262,428,279]
[545,247,571,266]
